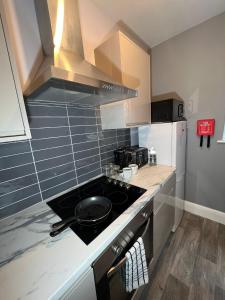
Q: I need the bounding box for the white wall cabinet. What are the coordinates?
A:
[61,268,97,300]
[153,174,175,266]
[95,31,151,129]
[0,4,30,142]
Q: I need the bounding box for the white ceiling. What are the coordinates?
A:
[92,0,225,47]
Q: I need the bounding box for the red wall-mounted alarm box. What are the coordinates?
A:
[197,119,215,136]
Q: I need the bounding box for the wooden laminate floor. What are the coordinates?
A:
[142,212,225,300]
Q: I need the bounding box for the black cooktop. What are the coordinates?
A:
[47,176,146,245]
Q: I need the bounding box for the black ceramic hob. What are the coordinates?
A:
[47,176,146,245]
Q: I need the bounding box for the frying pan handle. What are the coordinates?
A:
[51,216,76,229]
[50,219,77,237]
[50,223,69,237]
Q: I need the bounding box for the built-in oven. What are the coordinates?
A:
[92,199,153,300]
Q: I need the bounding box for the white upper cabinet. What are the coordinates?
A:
[95,31,151,129]
[0,4,30,142]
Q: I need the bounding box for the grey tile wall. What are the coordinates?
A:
[0,100,131,219]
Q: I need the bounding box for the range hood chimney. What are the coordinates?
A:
[24,0,137,104]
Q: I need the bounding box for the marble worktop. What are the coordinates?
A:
[0,165,175,300]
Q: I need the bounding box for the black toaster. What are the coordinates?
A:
[114,146,148,169]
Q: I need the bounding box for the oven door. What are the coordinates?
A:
[93,210,153,300]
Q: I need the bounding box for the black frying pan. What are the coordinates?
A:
[50,196,112,237]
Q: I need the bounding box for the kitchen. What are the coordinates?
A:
[0,0,225,299]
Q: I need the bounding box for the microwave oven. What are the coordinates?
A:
[151,98,185,123]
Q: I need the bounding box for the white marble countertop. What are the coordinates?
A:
[0,165,175,300]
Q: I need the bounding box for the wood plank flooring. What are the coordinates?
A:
[141,212,225,300]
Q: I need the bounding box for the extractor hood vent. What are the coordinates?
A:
[24,0,137,104]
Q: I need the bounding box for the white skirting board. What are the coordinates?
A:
[184,201,225,226]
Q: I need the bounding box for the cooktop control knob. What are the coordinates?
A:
[119,181,124,187]
[142,212,148,220]
[112,244,122,255]
[125,184,131,190]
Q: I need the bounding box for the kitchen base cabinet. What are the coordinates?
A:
[153,174,175,267]
[61,268,97,300]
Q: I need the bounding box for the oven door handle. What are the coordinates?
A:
[107,257,126,279]
[141,217,151,239]
[107,217,151,279]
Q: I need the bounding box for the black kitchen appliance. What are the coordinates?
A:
[47,176,146,245]
[50,196,112,237]
[114,146,148,169]
[93,197,153,300]
[151,98,185,123]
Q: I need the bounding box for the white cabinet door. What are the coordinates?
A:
[61,268,97,300]
[119,33,151,126]
[0,7,30,142]
[95,31,151,129]
[153,174,175,265]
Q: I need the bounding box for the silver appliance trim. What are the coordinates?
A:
[92,198,153,288]
[25,0,137,104]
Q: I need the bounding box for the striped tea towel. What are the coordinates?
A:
[124,237,149,292]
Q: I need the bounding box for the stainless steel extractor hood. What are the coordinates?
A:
[24,0,137,104]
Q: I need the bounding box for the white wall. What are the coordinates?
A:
[151,12,225,213]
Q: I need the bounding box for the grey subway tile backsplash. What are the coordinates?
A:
[0,184,40,209]
[0,193,42,219]
[27,104,67,117]
[0,163,36,184]
[42,178,77,200]
[68,107,96,117]
[31,136,71,151]
[69,116,96,126]
[100,144,117,153]
[0,100,131,219]
[31,127,70,139]
[0,141,30,157]
[118,140,130,148]
[32,145,72,162]
[70,124,97,135]
[73,140,99,152]
[75,155,101,169]
[73,147,99,161]
[40,170,76,191]
[99,137,117,147]
[98,129,117,139]
[117,135,130,143]
[29,116,69,128]
[0,153,33,170]
[35,153,74,172]
[38,162,75,182]
[101,157,114,165]
[76,162,101,177]
[100,151,114,161]
[0,174,38,197]
[77,168,101,185]
[117,128,129,135]
[71,132,98,144]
